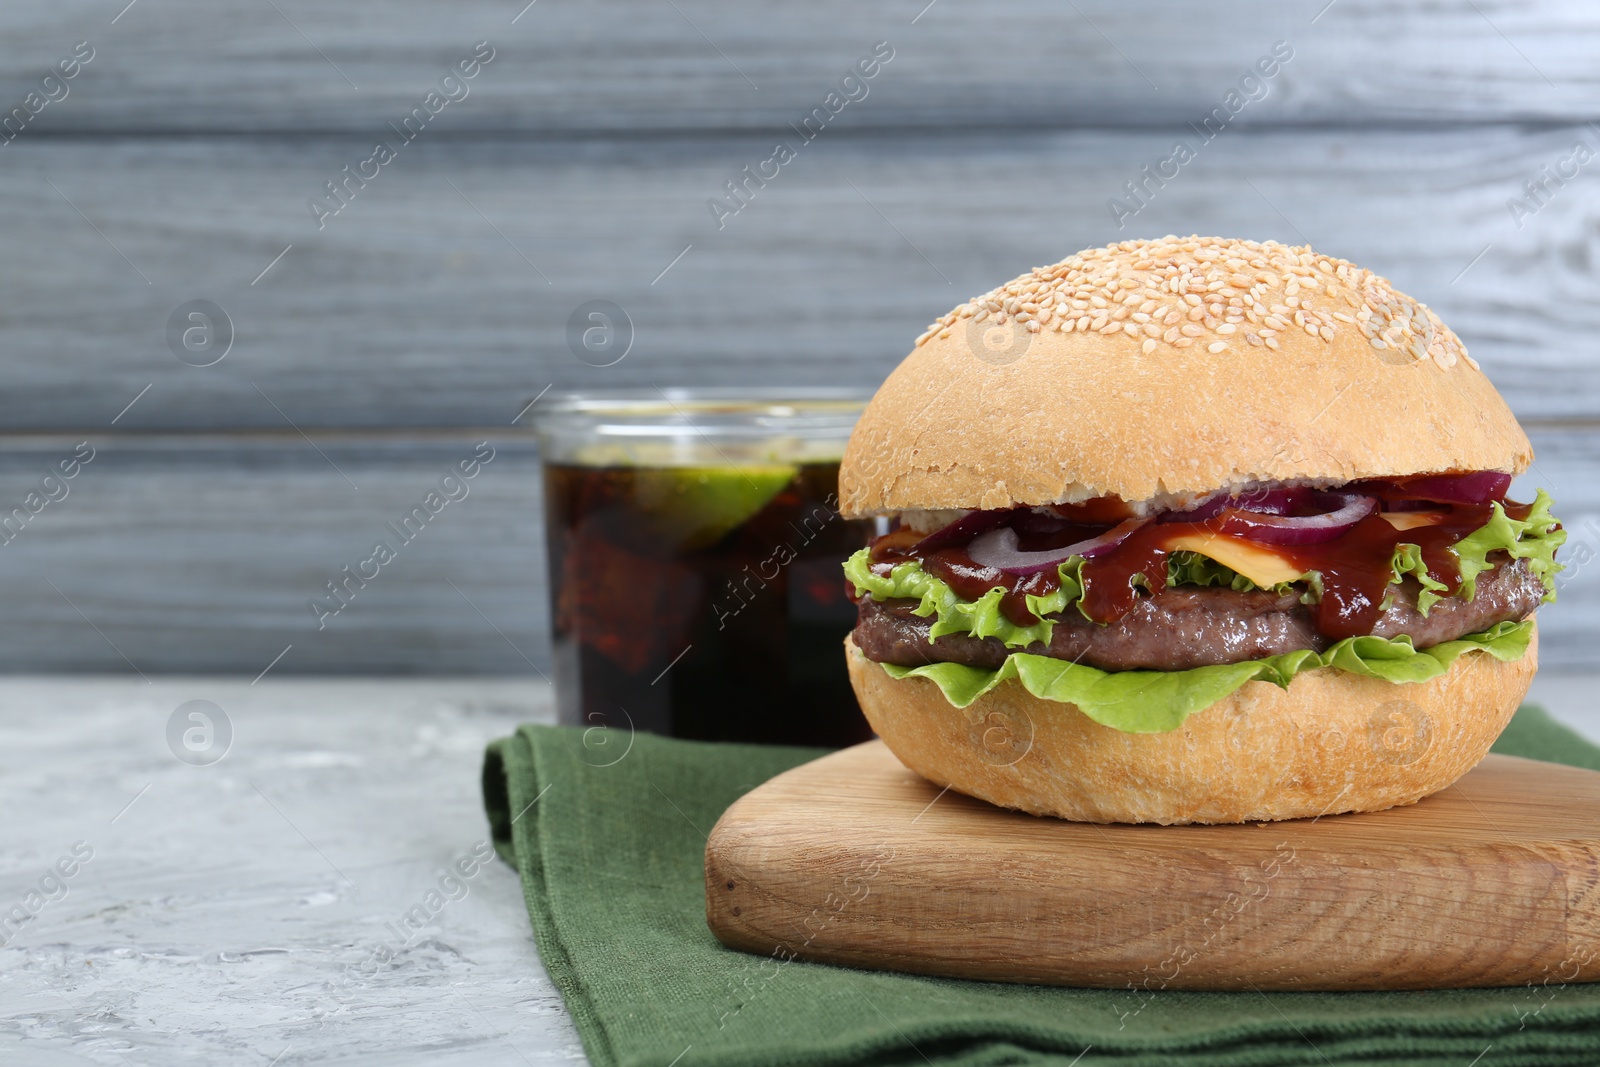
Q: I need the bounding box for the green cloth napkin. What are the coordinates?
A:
[483,705,1600,1067]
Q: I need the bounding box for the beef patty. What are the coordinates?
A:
[852,557,1544,673]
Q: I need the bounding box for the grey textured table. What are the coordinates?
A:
[0,678,581,1066]
[3,674,1598,1065]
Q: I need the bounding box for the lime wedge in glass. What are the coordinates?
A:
[628,464,799,551]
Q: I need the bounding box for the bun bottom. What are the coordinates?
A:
[845,623,1536,824]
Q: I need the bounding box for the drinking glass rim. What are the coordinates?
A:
[529,387,872,421]
[531,387,872,440]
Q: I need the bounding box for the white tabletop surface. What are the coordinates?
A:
[2,673,1598,1066]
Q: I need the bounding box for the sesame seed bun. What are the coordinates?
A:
[844,624,1537,825]
[839,236,1532,517]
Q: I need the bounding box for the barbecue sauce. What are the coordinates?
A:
[868,492,1533,641]
[1273,509,1481,638]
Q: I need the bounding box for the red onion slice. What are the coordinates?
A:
[1364,471,1512,506]
[913,508,1013,552]
[1211,492,1377,545]
[967,517,1148,575]
[1161,487,1310,523]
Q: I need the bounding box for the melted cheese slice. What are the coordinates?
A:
[1164,531,1304,588]
[1380,511,1448,531]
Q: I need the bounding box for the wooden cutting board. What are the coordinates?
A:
[705,741,1600,991]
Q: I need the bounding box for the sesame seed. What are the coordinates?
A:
[909,236,1471,369]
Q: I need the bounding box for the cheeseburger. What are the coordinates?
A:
[838,236,1564,824]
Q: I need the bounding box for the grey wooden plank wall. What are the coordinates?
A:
[1,0,1598,673]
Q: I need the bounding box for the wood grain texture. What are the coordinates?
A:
[0,676,581,1065]
[0,433,548,674]
[0,0,1597,132]
[706,740,1600,991]
[1,126,1599,430]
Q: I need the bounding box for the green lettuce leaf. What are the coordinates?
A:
[1386,542,1452,616]
[844,489,1565,645]
[1451,488,1564,602]
[842,548,1080,648]
[1377,489,1564,616]
[877,620,1533,733]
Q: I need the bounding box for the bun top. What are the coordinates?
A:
[839,236,1532,517]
